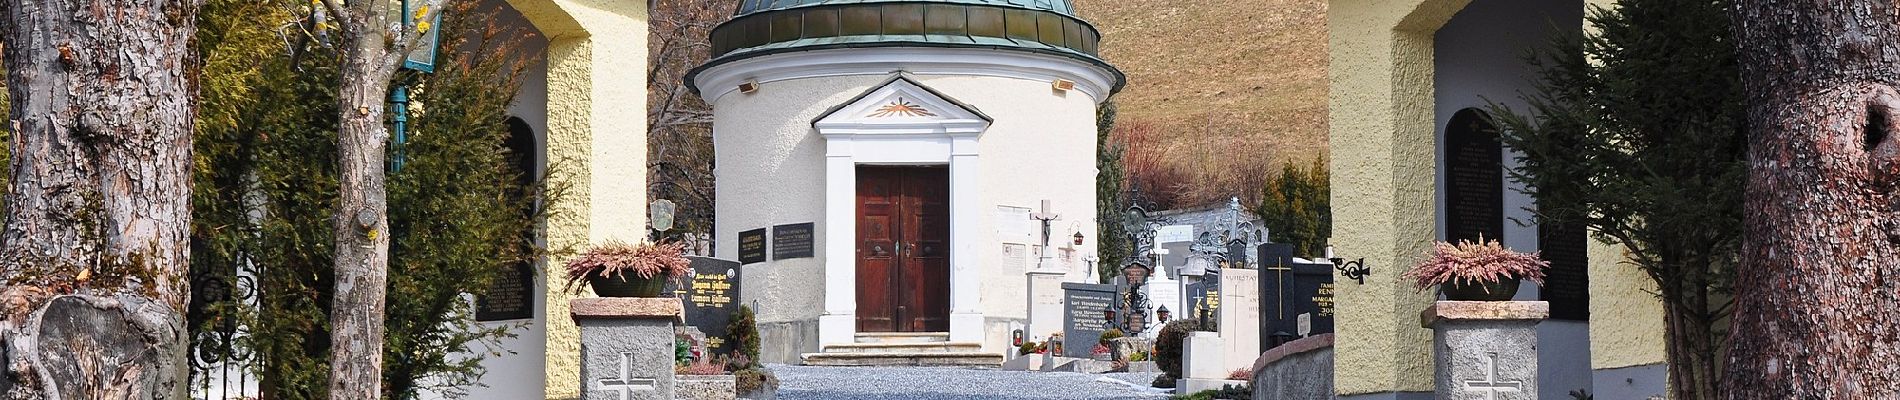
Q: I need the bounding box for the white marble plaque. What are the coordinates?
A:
[1157,225,1195,244]
[996,205,1035,244]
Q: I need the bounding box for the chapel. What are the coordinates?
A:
[686,0,1125,365]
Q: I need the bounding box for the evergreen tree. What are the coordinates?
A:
[1096,101,1130,282]
[1488,1,1743,397]
[1253,157,1331,256]
[191,1,552,397]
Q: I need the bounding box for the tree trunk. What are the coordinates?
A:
[1727,1,1900,398]
[328,20,398,400]
[1660,262,1719,400]
[0,0,201,396]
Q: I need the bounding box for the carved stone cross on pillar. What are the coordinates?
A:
[1463,352,1523,400]
[597,352,658,400]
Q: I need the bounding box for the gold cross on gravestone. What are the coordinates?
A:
[597,352,658,400]
[1264,260,1292,319]
[1463,352,1523,400]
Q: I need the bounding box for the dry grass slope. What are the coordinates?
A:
[1075,0,1327,207]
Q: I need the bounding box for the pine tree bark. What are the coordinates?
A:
[1727,1,1900,398]
[0,0,201,397]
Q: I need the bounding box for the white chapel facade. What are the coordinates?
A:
[688,0,1123,363]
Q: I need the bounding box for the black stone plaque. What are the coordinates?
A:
[1061,282,1117,358]
[1444,108,1504,243]
[1257,252,1334,350]
[1227,240,1251,269]
[476,261,534,321]
[738,228,767,264]
[1187,271,1223,328]
[1539,221,1591,321]
[772,223,815,260]
[671,257,744,353]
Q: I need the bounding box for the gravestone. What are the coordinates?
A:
[1061,282,1117,358]
[1424,301,1547,400]
[1186,269,1223,328]
[477,261,535,321]
[1538,222,1590,321]
[1444,108,1504,243]
[771,223,815,260]
[737,228,766,264]
[669,257,743,354]
[1257,243,1335,350]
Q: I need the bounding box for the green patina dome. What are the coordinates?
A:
[690,0,1121,94]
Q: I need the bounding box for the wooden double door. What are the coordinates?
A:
[855,166,951,333]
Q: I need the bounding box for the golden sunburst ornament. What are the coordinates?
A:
[869,97,937,118]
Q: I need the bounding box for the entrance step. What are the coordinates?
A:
[799,351,1005,367]
[822,341,982,354]
[853,332,950,344]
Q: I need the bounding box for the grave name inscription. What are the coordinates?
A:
[669,257,743,353]
[1062,282,1118,358]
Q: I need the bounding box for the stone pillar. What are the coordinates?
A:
[1026,269,1067,344]
[1421,301,1548,400]
[572,298,683,400]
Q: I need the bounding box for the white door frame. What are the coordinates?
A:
[813,75,991,347]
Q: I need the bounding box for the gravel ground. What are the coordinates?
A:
[768,365,1174,400]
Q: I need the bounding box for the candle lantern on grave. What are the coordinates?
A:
[1156,305,1172,324]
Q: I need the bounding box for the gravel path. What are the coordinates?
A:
[768,365,1173,400]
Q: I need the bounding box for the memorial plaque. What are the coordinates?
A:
[772,223,815,260]
[1539,221,1591,321]
[670,257,743,353]
[1444,108,1504,243]
[1187,271,1223,328]
[476,261,534,321]
[738,228,767,264]
[1061,283,1118,358]
[1257,255,1334,350]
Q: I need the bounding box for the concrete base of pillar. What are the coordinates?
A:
[573,298,684,400]
[1422,301,1549,400]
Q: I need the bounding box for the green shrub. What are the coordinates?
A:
[727,305,761,360]
[1099,328,1125,345]
[1155,320,1204,379]
[1018,341,1042,356]
[735,367,780,395]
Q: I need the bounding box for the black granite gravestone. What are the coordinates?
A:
[738,228,767,264]
[475,261,534,321]
[1445,108,1504,243]
[772,223,815,260]
[671,257,743,353]
[1257,243,1335,350]
[1061,282,1118,358]
[1187,270,1223,329]
[1539,221,1591,320]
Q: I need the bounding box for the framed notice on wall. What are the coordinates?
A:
[738,228,767,264]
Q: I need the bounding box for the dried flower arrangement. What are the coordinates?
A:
[562,240,693,295]
[1403,236,1548,299]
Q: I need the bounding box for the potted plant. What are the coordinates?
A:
[1403,236,1548,301]
[564,240,693,297]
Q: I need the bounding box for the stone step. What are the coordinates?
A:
[853,332,950,344]
[821,341,983,353]
[800,351,1005,367]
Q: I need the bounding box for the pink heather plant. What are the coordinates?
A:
[562,240,694,293]
[1403,236,1548,293]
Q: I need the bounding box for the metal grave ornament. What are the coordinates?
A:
[650,199,677,233]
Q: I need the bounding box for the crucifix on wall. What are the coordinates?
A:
[1031,199,1061,272]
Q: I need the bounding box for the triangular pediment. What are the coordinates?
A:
[813,73,992,133]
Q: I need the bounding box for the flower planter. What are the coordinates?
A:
[589,273,667,297]
[1440,278,1520,301]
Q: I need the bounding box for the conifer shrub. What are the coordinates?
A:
[727,305,762,360]
[1154,319,1204,381]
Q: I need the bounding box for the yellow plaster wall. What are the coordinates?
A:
[1326,0,1468,395]
[504,0,648,398]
